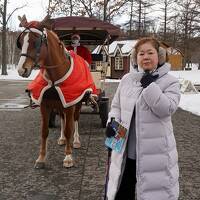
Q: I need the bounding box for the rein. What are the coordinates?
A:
[17,28,47,68]
[40,57,69,69]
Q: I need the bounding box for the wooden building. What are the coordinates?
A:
[160,42,183,71]
[92,40,184,79]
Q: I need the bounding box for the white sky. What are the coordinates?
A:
[1,68,200,117]
[7,0,162,30]
[7,0,48,30]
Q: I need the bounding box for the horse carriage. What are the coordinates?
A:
[50,16,121,128]
[16,15,120,168]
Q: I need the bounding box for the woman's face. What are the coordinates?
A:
[136,42,159,71]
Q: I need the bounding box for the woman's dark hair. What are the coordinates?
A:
[134,37,160,56]
[131,37,168,68]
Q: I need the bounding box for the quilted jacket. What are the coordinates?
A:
[106,63,180,200]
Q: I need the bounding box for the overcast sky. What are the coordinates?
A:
[7,0,161,31]
[7,0,48,30]
[7,0,130,30]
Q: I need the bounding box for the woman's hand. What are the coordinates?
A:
[105,122,116,137]
[140,72,159,88]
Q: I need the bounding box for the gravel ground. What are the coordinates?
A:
[0,80,199,200]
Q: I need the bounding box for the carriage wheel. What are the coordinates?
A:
[99,97,109,128]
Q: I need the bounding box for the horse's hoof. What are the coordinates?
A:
[57,138,66,146]
[63,155,74,168]
[63,160,74,168]
[34,162,45,169]
[73,142,81,149]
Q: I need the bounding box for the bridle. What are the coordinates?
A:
[17,27,47,69]
[17,27,69,69]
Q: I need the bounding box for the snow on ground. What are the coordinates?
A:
[1,68,200,117]
[169,69,200,85]
[0,69,39,81]
[179,93,200,116]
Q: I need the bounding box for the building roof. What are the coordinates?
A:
[109,40,137,55]
[93,40,183,57]
[93,40,137,55]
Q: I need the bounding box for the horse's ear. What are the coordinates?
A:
[40,15,53,30]
[18,14,28,27]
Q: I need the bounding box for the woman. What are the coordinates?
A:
[105,37,180,200]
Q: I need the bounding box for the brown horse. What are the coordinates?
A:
[16,16,97,169]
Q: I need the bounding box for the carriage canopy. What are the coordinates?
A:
[51,16,121,45]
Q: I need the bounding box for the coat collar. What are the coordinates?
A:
[152,62,171,78]
[130,62,171,81]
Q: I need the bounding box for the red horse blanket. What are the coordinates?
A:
[27,50,97,108]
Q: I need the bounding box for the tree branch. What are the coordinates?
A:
[6,4,27,25]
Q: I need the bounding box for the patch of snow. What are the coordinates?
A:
[0,69,39,81]
[1,68,200,117]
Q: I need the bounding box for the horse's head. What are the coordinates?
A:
[16,15,52,77]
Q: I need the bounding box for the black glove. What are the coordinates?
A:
[140,72,159,88]
[105,122,116,137]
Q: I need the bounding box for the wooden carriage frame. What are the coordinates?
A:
[51,16,121,127]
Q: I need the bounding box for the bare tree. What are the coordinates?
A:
[155,0,177,42]
[130,0,154,37]
[0,0,26,75]
[120,0,156,38]
[106,0,129,22]
[128,0,135,36]
[46,0,82,17]
[0,0,8,75]
[46,0,129,22]
[177,0,200,68]
[170,14,181,48]
[47,0,61,16]
[7,31,18,68]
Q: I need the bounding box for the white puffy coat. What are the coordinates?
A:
[106,63,181,200]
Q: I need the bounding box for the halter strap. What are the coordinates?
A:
[17,27,71,70]
[17,27,47,69]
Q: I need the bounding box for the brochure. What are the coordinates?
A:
[105,120,127,153]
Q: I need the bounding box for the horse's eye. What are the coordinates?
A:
[33,41,37,48]
[34,38,42,49]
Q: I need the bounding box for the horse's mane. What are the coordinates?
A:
[45,29,66,58]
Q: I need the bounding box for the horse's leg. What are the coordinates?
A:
[73,103,82,149]
[57,113,66,145]
[35,104,50,169]
[63,106,75,168]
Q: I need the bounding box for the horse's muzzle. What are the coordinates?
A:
[23,68,32,77]
[18,67,32,78]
